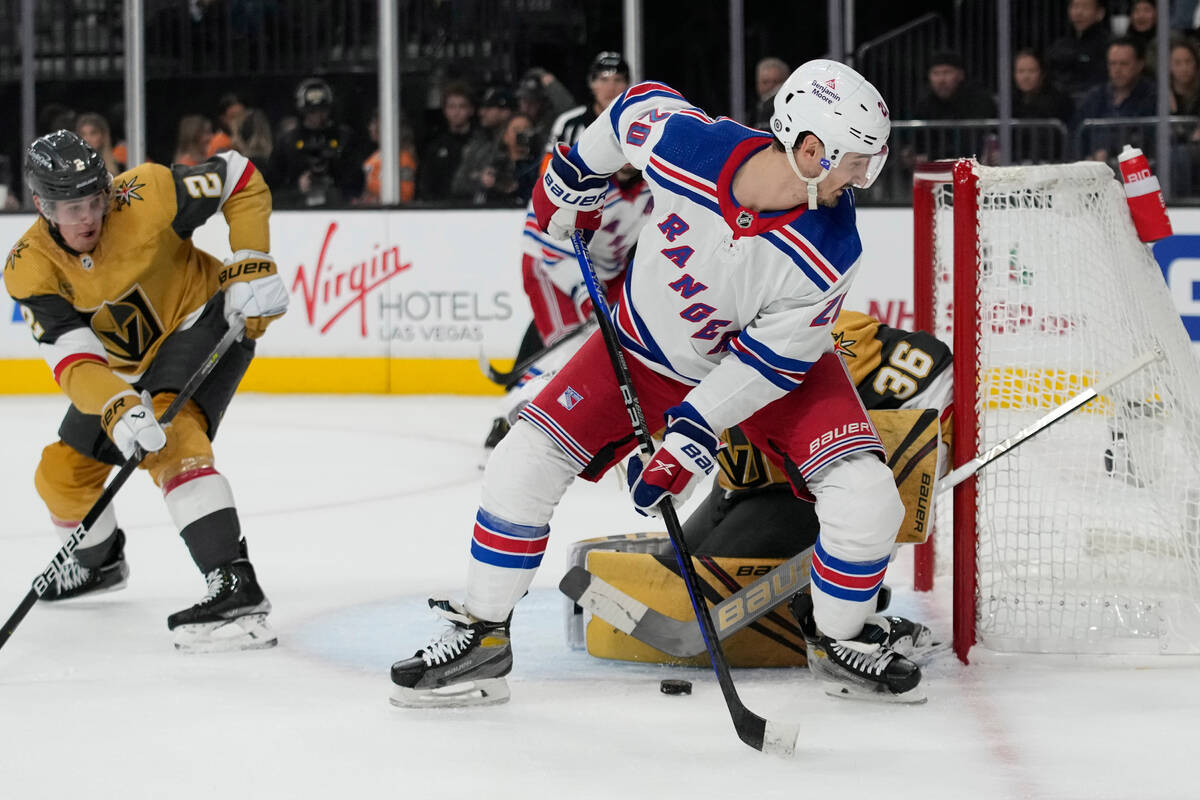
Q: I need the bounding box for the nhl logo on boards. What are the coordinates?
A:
[736,210,754,229]
[557,386,584,411]
[80,255,93,270]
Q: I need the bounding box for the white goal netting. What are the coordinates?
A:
[929,161,1200,654]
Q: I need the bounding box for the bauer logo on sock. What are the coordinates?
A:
[557,386,584,410]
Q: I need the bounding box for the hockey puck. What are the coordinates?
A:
[660,679,692,696]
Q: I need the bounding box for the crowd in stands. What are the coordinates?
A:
[15,53,622,211]
[894,0,1200,187]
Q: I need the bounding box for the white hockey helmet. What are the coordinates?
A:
[770,59,890,199]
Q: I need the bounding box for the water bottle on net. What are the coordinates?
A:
[1117,144,1173,243]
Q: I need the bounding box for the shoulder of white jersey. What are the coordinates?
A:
[645,121,767,214]
[760,193,862,294]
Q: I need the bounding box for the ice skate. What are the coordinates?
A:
[390,598,512,708]
[790,592,925,703]
[167,543,275,653]
[40,530,129,602]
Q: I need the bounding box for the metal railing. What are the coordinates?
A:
[856,13,946,119]
[864,119,1070,204]
[0,0,524,80]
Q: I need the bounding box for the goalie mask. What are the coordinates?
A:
[770,59,890,208]
[25,129,112,226]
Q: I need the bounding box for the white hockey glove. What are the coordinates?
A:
[570,282,594,322]
[626,403,722,517]
[531,143,608,241]
[102,390,167,460]
[219,250,289,339]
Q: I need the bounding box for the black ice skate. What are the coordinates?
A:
[390,598,513,708]
[40,529,129,602]
[790,591,925,704]
[167,543,275,653]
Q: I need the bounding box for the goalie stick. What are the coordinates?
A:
[562,347,1163,659]
[477,323,589,388]
[0,316,247,653]
[570,232,798,758]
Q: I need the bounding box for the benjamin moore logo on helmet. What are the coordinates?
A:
[809,80,841,104]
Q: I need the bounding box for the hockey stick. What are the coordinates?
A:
[477,323,589,388]
[569,232,798,757]
[941,348,1163,489]
[564,348,1164,658]
[0,316,247,653]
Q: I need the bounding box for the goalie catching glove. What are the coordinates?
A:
[219,250,289,339]
[626,402,722,516]
[102,389,166,460]
[531,143,608,241]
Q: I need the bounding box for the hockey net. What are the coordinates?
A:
[913,159,1200,662]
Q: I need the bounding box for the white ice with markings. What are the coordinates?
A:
[0,394,1195,799]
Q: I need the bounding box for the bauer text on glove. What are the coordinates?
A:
[219,249,289,339]
[531,143,608,241]
[102,389,167,459]
[626,402,722,516]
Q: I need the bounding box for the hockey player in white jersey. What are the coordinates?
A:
[483,164,653,453]
[390,60,918,706]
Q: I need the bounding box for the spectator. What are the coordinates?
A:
[37,103,75,136]
[1128,1,1161,75]
[502,113,541,204]
[207,93,246,156]
[516,68,576,153]
[913,51,998,119]
[1013,49,1074,123]
[545,51,630,151]
[266,77,362,208]
[75,112,125,175]
[452,86,517,204]
[107,102,128,168]
[359,109,418,205]
[1169,36,1200,115]
[1046,0,1112,103]
[231,107,273,174]
[752,56,789,129]
[417,82,476,202]
[1075,37,1157,161]
[173,114,214,166]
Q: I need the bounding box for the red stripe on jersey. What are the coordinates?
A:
[624,82,682,102]
[53,352,106,384]
[775,226,840,283]
[162,466,220,496]
[230,161,256,196]
[648,156,716,198]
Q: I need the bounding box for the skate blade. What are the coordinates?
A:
[173,613,278,653]
[820,680,927,705]
[389,678,510,709]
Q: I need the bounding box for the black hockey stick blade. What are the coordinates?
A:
[0,317,246,653]
[477,324,588,388]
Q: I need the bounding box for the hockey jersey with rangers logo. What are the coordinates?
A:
[521,171,652,296]
[4,151,269,416]
[570,81,864,433]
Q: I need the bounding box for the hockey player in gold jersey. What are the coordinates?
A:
[3,129,288,652]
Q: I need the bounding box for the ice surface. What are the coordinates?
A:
[1,395,1195,799]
